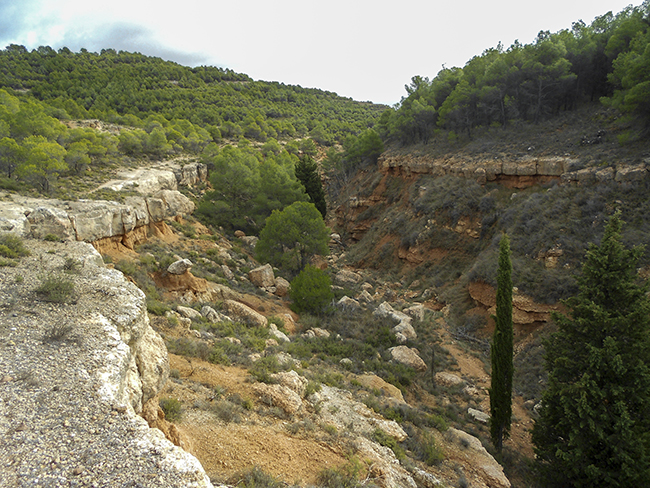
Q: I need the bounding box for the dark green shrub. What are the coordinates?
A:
[0,234,30,258]
[406,430,445,465]
[372,428,406,461]
[289,265,334,314]
[159,397,182,421]
[147,298,171,316]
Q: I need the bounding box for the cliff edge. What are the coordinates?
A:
[0,239,212,487]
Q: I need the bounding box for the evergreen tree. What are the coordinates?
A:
[255,201,329,274]
[490,233,513,453]
[295,155,327,218]
[532,212,650,487]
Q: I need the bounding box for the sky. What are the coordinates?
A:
[0,0,642,105]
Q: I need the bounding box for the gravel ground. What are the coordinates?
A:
[0,239,212,488]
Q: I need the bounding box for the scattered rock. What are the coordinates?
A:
[200,305,231,323]
[269,324,290,343]
[373,302,417,342]
[234,230,245,238]
[468,408,490,424]
[434,372,464,387]
[167,258,193,275]
[334,269,362,286]
[240,235,259,248]
[388,346,427,372]
[270,371,308,397]
[302,327,330,339]
[221,265,234,280]
[176,306,201,320]
[411,468,442,487]
[357,290,374,304]
[249,264,275,288]
[336,296,361,311]
[313,386,407,441]
[223,300,268,327]
[274,277,290,297]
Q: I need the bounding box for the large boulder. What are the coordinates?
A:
[335,269,363,286]
[274,277,290,297]
[355,374,405,404]
[253,383,302,415]
[248,264,275,288]
[224,300,268,327]
[176,305,201,320]
[99,168,178,194]
[447,428,511,488]
[389,346,427,372]
[374,302,417,342]
[174,163,208,187]
[167,258,193,275]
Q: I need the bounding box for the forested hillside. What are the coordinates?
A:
[2,4,650,487]
[0,45,385,145]
[379,2,650,145]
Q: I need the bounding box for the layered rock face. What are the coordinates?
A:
[0,239,212,487]
[379,153,649,187]
[0,190,194,250]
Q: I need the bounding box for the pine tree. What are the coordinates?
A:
[532,212,650,487]
[295,155,327,218]
[490,233,513,453]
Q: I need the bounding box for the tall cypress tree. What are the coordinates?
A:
[295,155,327,219]
[490,233,513,453]
[532,212,650,486]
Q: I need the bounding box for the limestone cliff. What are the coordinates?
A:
[0,239,212,487]
[379,151,649,188]
[0,189,194,253]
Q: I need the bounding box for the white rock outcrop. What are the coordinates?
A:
[0,239,212,487]
[374,302,418,342]
[248,264,275,288]
[389,346,427,372]
[0,192,194,243]
[224,299,268,327]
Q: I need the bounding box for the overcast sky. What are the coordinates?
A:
[0,0,641,105]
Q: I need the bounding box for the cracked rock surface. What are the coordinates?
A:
[0,239,212,488]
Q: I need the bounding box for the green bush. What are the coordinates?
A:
[233,466,283,488]
[159,397,182,421]
[317,458,366,488]
[147,298,171,316]
[405,430,445,465]
[372,428,406,461]
[289,265,334,314]
[0,234,30,259]
[35,274,75,303]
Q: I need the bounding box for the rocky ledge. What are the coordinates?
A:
[0,239,212,487]
[379,152,650,187]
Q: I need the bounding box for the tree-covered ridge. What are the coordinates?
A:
[0,45,386,145]
[380,2,650,145]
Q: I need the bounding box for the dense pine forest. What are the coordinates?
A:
[380,2,650,145]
